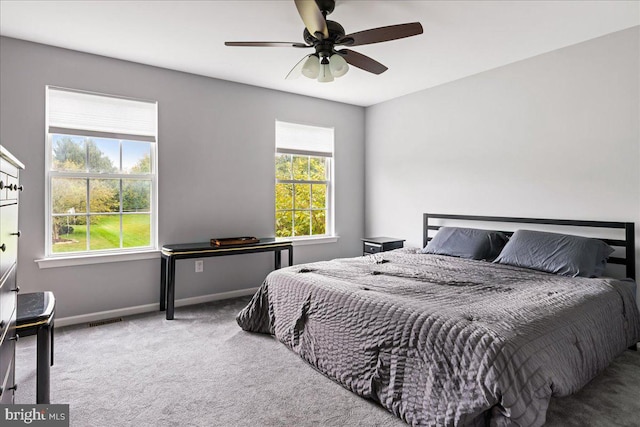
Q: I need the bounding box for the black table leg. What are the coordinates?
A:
[50,317,54,366]
[275,250,282,269]
[160,255,167,311]
[161,242,293,319]
[166,256,175,320]
[36,325,51,404]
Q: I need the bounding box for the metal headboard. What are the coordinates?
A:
[423,213,636,280]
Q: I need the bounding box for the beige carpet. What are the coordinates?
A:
[15,297,640,426]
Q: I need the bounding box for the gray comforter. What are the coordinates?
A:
[237,249,640,426]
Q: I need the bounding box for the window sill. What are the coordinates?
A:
[35,249,161,269]
[280,235,340,246]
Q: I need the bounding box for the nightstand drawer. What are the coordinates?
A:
[363,242,382,254]
[384,241,404,251]
[362,237,405,255]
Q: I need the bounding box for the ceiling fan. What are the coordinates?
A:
[225,0,423,82]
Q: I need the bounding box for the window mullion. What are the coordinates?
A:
[276,179,328,185]
[119,141,123,249]
[50,171,151,180]
[85,177,90,251]
[120,178,123,249]
[292,183,296,236]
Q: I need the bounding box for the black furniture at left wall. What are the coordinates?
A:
[0,146,25,403]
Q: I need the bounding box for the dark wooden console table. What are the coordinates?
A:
[160,238,293,320]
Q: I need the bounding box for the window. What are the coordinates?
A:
[275,121,334,238]
[45,86,157,256]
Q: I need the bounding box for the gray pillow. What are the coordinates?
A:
[421,227,508,261]
[493,229,614,278]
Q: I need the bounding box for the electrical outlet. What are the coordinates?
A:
[195,260,204,273]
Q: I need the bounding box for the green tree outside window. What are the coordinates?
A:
[51,135,152,252]
[275,154,329,238]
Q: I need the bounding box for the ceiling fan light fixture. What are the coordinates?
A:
[318,56,334,83]
[329,53,348,77]
[301,55,320,79]
[225,1,423,81]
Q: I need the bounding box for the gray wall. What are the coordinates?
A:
[365,27,640,284]
[0,37,365,319]
[2,26,638,320]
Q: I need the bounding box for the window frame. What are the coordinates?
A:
[275,121,335,241]
[44,86,158,258]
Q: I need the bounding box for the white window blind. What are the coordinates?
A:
[275,120,334,157]
[47,87,157,142]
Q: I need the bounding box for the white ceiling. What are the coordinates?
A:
[1,1,638,107]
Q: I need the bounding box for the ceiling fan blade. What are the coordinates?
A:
[294,0,329,40]
[225,41,311,48]
[336,49,388,75]
[286,55,312,80]
[342,22,423,47]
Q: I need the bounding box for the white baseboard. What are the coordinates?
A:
[55,287,259,328]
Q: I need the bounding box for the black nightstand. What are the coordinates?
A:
[362,237,405,255]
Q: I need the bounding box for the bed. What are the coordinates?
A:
[237,214,640,426]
